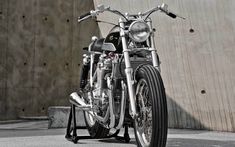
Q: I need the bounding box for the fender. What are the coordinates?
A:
[133,62,152,83]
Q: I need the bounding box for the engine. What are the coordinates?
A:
[92,54,112,114]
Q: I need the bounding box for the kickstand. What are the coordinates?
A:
[115,125,131,143]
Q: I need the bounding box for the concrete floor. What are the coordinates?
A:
[0,120,235,147]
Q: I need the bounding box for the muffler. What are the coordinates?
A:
[69,92,91,111]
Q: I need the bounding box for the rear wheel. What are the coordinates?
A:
[80,63,110,139]
[134,65,168,147]
[84,112,110,138]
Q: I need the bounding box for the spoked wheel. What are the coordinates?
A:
[134,65,168,147]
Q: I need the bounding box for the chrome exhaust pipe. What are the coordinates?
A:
[69,92,91,111]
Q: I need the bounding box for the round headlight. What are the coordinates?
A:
[129,21,150,43]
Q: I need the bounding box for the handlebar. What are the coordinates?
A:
[158,6,177,19]
[78,3,184,23]
[167,12,177,19]
[79,12,91,20]
[78,11,93,22]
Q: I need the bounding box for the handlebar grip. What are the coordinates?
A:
[167,12,177,19]
[79,12,91,20]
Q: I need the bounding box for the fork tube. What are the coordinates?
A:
[119,18,137,118]
[90,53,94,87]
[147,20,161,71]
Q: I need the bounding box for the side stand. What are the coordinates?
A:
[115,125,131,143]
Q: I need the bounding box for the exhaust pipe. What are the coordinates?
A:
[70,92,112,123]
[69,92,91,111]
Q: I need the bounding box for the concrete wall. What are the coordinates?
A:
[94,0,235,132]
[0,0,98,120]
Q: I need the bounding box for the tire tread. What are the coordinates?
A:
[135,65,168,147]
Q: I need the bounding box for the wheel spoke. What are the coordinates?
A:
[135,79,152,146]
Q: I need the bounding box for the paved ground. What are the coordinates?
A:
[0,120,235,147]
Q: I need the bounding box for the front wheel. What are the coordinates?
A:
[134,65,168,147]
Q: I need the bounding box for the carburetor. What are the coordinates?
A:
[95,54,112,97]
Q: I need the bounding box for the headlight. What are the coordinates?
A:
[129,21,150,43]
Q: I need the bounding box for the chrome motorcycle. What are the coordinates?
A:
[67,3,181,147]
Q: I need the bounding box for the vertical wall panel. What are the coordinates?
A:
[7,0,35,88]
[33,0,74,115]
[94,0,235,132]
[0,0,8,118]
[0,0,98,120]
[4,0,36,119]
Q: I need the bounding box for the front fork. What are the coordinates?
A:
[119,18,160,119]
[119,19,137,118]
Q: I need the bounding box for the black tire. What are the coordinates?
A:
[134,65,168,147]
[83,112,110,138]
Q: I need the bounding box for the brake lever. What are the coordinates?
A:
[176,14,186,20]
[159,3,185,20]
[164,10,186,20]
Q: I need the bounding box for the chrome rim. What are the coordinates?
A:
[135,79,152,147]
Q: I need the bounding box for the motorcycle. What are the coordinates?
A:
[66,3,182,147]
